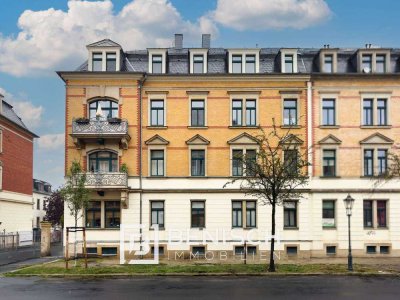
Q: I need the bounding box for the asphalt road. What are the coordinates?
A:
[0,276,399,300]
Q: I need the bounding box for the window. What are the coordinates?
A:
[362,54,372,71]
[284,54,294,73]
[364,149,374,176]
[151,201,164,228]
[150,150,164,176]
[102,247,117,256]
[247,246,257,255]
[232,150,243,177]
[193,55,204,74]
[326,246,336,255]
[284,149,298,176]
[284,201,297,228]
[283,99,297,126]
[286,246,298,255]
[376,55,386,73]
[106,53,116,71]
[232,100,243,126]
[322,99,336,126]
[36,199,40,210]
[363,99,373,125]
[151,246,165,255]
[245,150,257,177]
[152,55,162,74]
[380,246,390,254]
[377,99,387,125]
[322,200,335,228]
[377,149,387,175]
[235,246,245,255]
[87,247,98,255]
[191,150,205,176]
[36,217,40,227]
[43,200,47,211]
[150,100,164,126]
[105,201,120,228]
[92,52,102,71]
[324,54,333,73]
[246,201,256,228]
[245,55,256,73]
[89,100,118,120]
[191,100,205,127]
[377,200,387,227]
[192,246,205,256]
[89,151,118,173]
[322,150,336,177]
[363,200,373,228]
[191,201,205,228]
[232,201,243,228]
[232,55,242,73]
[366,245,376,254]
[245,100,256,126]
[86,201,101,228]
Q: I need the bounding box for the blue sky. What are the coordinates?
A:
[0,0,399,189]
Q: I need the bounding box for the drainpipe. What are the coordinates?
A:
[307,80,313,178]
[138,73,147,253]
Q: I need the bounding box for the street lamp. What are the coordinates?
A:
[344,194,355,271]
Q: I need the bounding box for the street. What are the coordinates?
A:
[0,276,399,299]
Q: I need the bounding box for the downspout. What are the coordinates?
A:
[307,80,313,178]
[138,73,147,252]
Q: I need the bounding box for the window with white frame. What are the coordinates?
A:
[231,98,258,127]
[323,54,333,73]
[148,50,167,74]
[228,51,259,73]
[232,55,242,73]
[231,148,257,176]
[106,53,117,71]
[283,99,298,126]
[150,150,165,176]
[232,200,256,228]
[190,50,208,74]
[150,100,165,126]
[281,50,298,73]
[152,55,162,74]
[322,200,336,228]
[284,201,298,228]
[151,201,165,228]
[92,52,102,71]
[191,100,205,127]
[358,51,389,73]
[191,149,206,176]
[89,51,119,72]
[322,99,336,126]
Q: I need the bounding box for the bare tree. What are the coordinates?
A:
[224,121,311,272]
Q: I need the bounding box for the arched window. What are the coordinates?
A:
[88,151,118,172]
[88,99,118,120]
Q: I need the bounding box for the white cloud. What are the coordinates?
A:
[210,0,332,31]
[0,0,218,77]
[0,87,43,128]
[37,133,64,150]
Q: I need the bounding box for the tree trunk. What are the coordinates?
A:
[269,202,276,272]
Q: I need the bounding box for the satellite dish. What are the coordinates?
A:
[363,67,371,73]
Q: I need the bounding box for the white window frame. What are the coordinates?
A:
[280,49,298,73]
[189,49,208,74]
[148,49,167,74]
[229,92,260,127]
[360,92,391,127]
[188,92,208,127]
[188,145,207,177]
[147,92,168,127]
[87,48,121,72]
[357,50,390,73]
[228,50,260,74]
[148,146,167,177]
[319,50,338,73]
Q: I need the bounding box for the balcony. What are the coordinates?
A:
[84,172,128,189]
[71,118,130,149]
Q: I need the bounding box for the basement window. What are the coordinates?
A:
[286,246,298,256]
[102,247,117,256]
[366,245,377,254]
[326,246,337,255]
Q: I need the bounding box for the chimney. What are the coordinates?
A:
[174,34,183,49]
[202,34,211,48]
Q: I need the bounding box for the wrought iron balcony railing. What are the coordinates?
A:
[72,119,129,136]
[83,172,128,189]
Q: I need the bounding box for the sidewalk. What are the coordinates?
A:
[0,256,61,274]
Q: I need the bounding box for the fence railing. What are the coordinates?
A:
[0,233,20,251]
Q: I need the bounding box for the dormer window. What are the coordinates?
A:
[106,53,117,71]
[280,49,298,73]
[324,55,333,73]
[358,50,390,73]
[152,55,162,74]
[190,49,208,74]
[228,50,260,74]
[92,53,102,71]
[148,50,167,74]
[376,55,386,73]
[319,50,337,73]
[362,54,372,72]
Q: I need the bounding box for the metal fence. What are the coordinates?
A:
[0,231,41,266]
[0,233,20,251]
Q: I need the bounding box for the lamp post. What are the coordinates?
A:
[344,194,355,271]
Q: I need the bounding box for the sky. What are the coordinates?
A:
[0,0,399,189]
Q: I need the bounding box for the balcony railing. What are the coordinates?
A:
[84,172,128,189]
[72,119,129,136]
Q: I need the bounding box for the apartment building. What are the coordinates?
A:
[32,179,52,228]
[0,94,38,233]
[59,35,400,259]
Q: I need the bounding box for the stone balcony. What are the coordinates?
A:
[71,118,130,149]
[84,172,128,189]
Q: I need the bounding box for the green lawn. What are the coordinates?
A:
[5,260,386,277]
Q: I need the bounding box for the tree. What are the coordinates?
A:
[224,122,311,272]
[60,161,90,228]
[44,190,64,227]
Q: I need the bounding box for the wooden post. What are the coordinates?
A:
[83,228,88,269]
[66,228,69,269]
